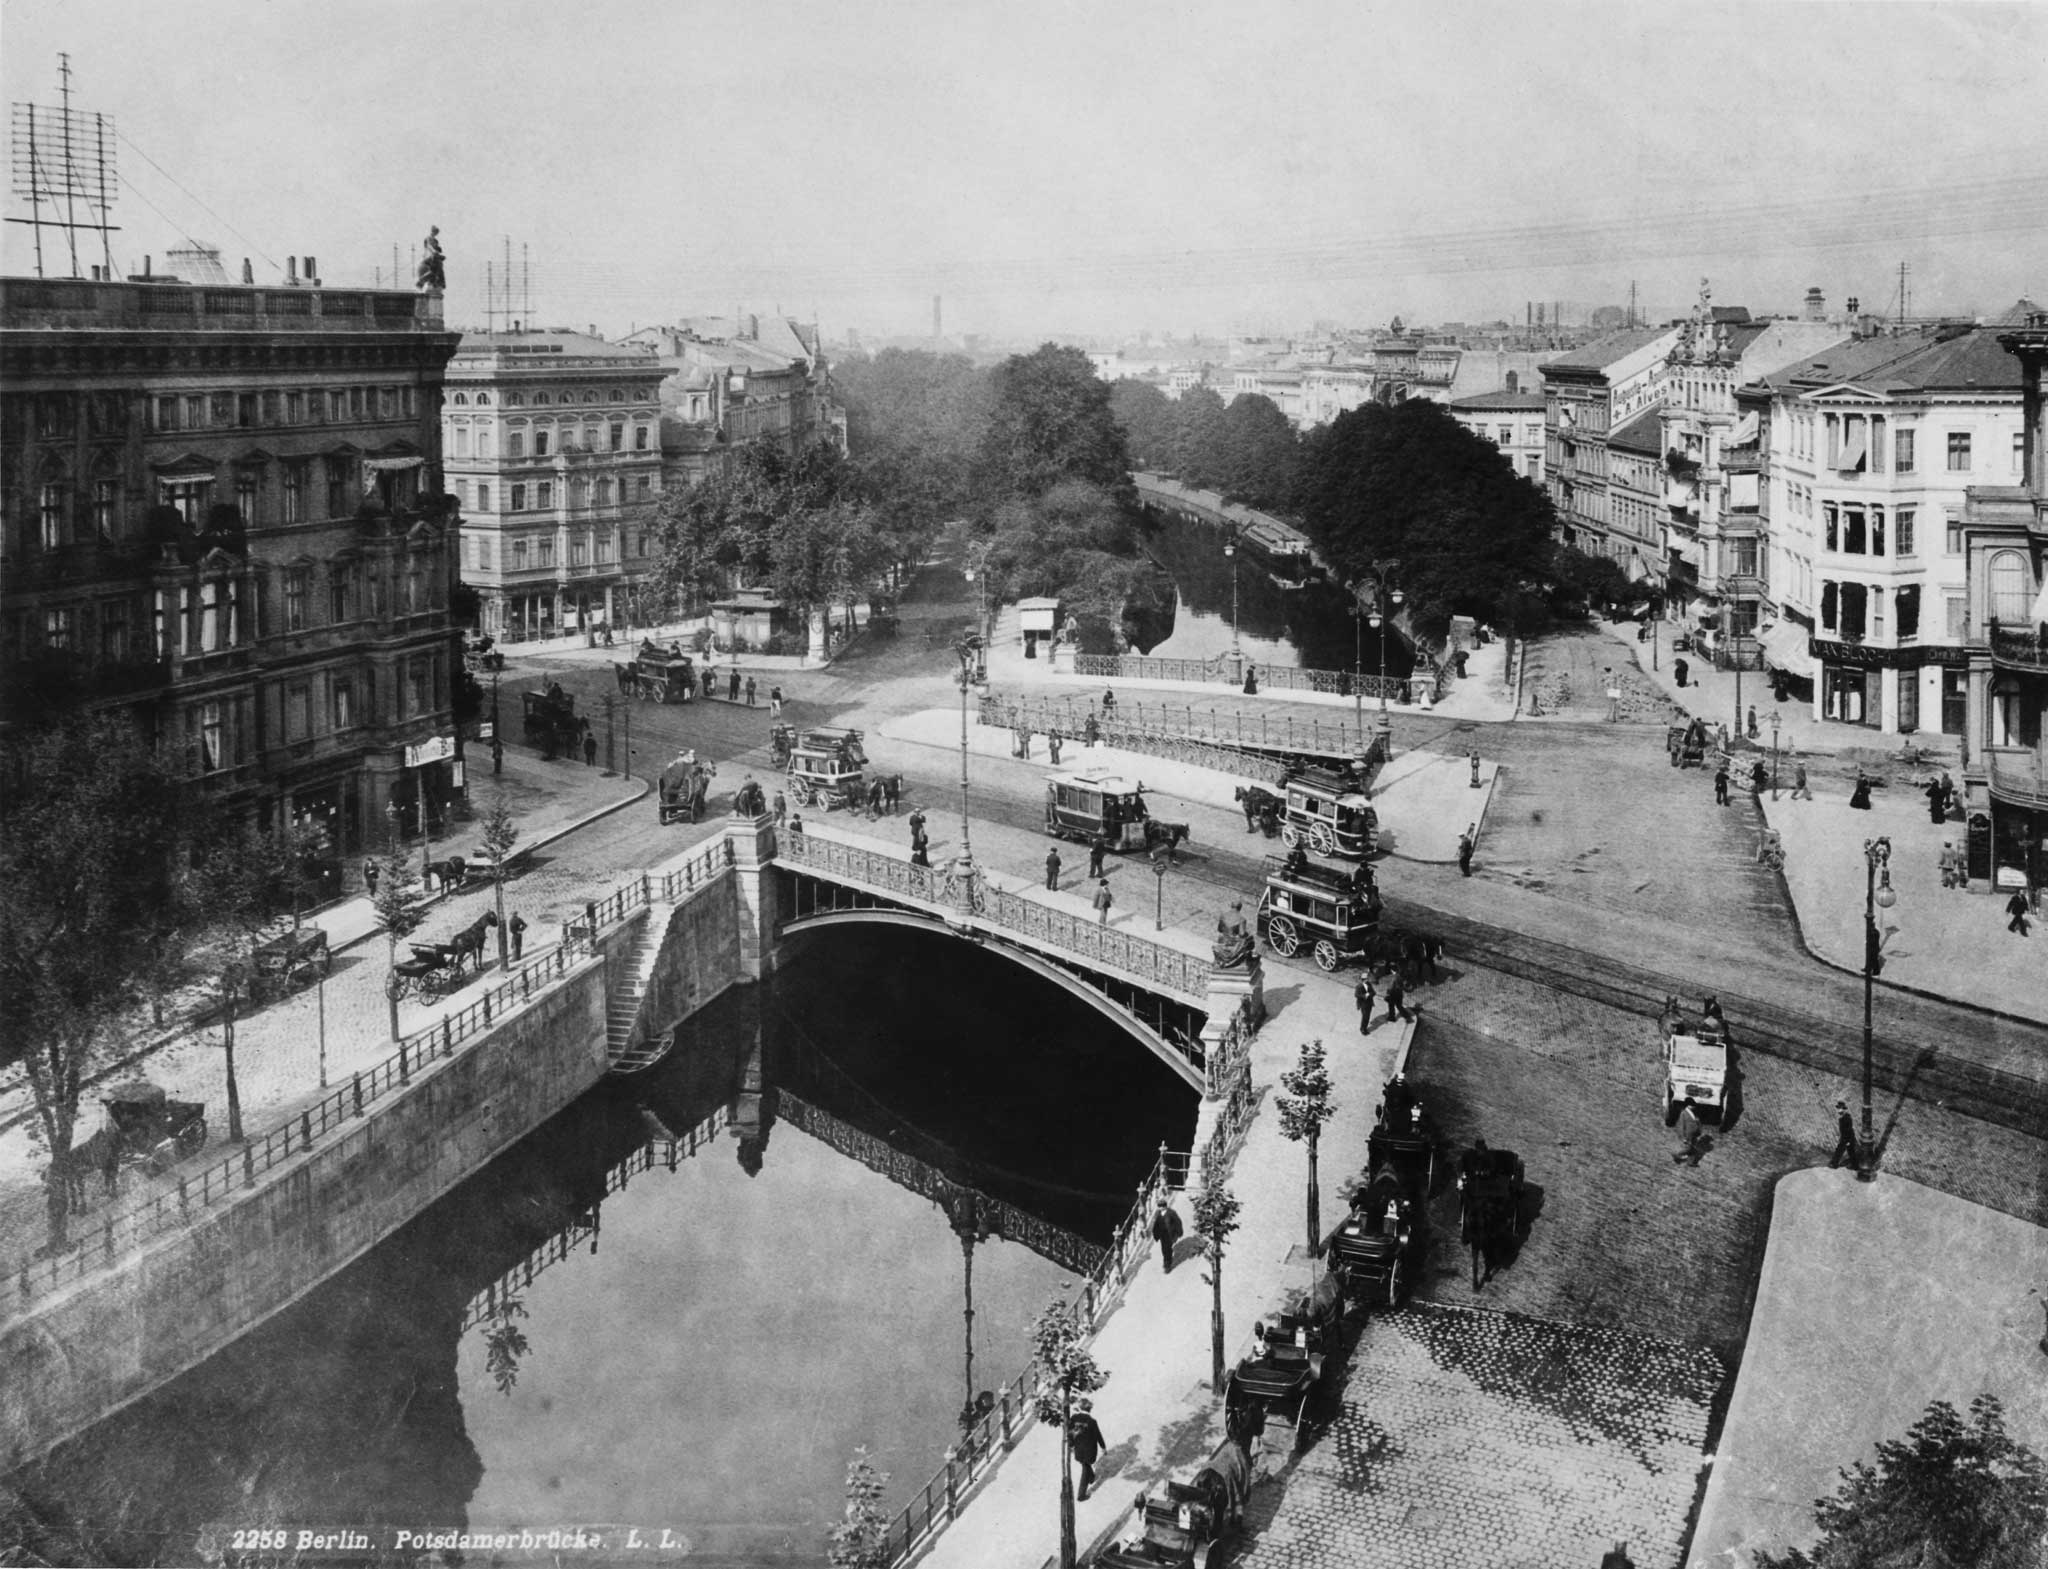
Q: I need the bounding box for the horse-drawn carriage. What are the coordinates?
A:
[1660,998,1731,1125]
[619,643,696,703]
[786,727,868,812]
[249,925,331,1004]
[1235,782,1283,837]
[1224,1271,1345,1453]
[1330,1092,1437,1308]
[1667,717,1708,769]
[386,913,497,1002]
[103,1081,207,1173]
[1256,852,1381,972]
[1098,1423,1256,1569]
[522,683,582,758]
[658,752,717,824]
[1456,1142,1526,1291]
[1277,766,1378,859]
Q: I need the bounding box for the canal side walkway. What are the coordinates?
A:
[1687,1169,2048,1567]
[875,710,1501,866]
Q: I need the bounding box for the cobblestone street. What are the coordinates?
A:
[1235,1303,1720,1569]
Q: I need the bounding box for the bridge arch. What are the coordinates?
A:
[776,909,1208,1092]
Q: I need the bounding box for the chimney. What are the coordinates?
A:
[589,323,597,337]
[1847,296,1860,315]
[287,256,298,285]
[1803,287,1824,321]
[144,256,152,278]
[304,257,318,285]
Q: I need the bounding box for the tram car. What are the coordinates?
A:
[1255,853,1381,971]
[623,643,696,703]
[1043,771,1191,855]
[1277,766,1378,859]
[521,683,581,756]
[786,727,868,811]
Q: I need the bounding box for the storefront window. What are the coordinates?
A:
[1824,667,1871,726]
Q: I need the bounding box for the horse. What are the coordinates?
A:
[447,911,499,973]
[1234,784,1282,836]
[880,774,902,813]
[426,856,468,894]
[688,763,715,822]
[54,1126,121,1208]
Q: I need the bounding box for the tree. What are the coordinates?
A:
[1276,1039,1336,1257]
[1107,378,1177,473]
[834,347,991,573]
[191,824,322,1143]
[1220,393,1302,513]
[982,480,1171,654]
[826,1446,893,1569]
[1756,1396,2046,1569]
[477,795,520,971]
[1546,540,1641,619]
[0,712,189,1245]
[976,344,1133,505]
[1297,399,1556,637]
[1172,385,1230,494]
[1190,1170,1243,1395]
[1030,1289,1109,1569]
[372,855,428,1044]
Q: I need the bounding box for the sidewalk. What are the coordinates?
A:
[1687,1169,2048,1567]
[1759,777,2046,1021]
[918,930,1417,1569]
[871,709,1500,865]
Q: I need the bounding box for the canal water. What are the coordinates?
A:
[1132,511,1414,680]
[4,927,1197,1567]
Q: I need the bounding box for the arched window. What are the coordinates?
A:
[475,393,491,407]
[534,392,551,406]
[607,388,622,402]
[1988,550,2033,625]
[451,392,469,406]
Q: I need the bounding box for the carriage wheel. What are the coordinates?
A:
[1310,821,1337,857]
[1267,915,1301,956]
[1313,939,1341,972]
[1387,1260,1404,1307]
[385,972,408,1003]
[177,1120,207,1159]
[1471,1239,1486,1292]
[1279,825,1302,850]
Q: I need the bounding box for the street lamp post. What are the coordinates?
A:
[490,667,503,776]
[1152,847,1169,931]
[1362,559,1403,763]
[1859,836,1896,1181]
[1223,526,1242,680]
[1769,711,1781,800]
[955,640,977,872]
[964,545,990,682]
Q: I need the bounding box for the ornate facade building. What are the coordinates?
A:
[0,270,461,860]
[441,329,666,640]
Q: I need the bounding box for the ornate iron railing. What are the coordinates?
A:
[1990,624,2048,670]
[878,1145,1189,1567]
[775,830,1212,1004]
[1074,651,1417,705]
[982,691,1378,770]
[4,840,739,1315]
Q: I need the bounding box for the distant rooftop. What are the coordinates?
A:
[451,327,656,363]
[0,274,446,333]
[1539,325,1677,374]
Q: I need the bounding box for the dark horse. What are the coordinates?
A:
[55,1127,121,1208]
[447,910,499,972]
[1234,784,1282,836]
[426,855,469,894]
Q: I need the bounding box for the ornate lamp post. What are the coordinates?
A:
[1859,836,1896,1181]
[490,666,503,776]
[1769,710,1781,800]
[955,638,977,873]
[1362,559,1403,762]
[1152,846,1169,931]
[964,544,990,682]
[1223,526,1242,678]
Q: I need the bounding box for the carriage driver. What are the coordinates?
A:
[1379,1073,1415,1131]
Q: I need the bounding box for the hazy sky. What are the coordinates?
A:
[3,0,2044,340]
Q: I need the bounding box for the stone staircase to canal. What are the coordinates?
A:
[607,906,678,1073]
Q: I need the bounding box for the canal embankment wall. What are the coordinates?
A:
[1,861,757,1474]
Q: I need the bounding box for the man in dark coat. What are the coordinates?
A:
[1087,836,1108,878]
[1925,777,1948,824]
[728,667,742,702]
[1714,761,1730,806]
[1044,844,1062,891]
[1354,973,1376,1035]
[1828,1101,1859,1169]
[1457,829,1475,876]
[363,858,380,897]
[1150,1201,1184,1273]
[508,912,527,961]
[1047,728,1063,765]
[2008,889,2033,936]
[1069,1400,1107,1501]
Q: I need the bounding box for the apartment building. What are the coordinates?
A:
[0,267,461,857]
[1447,391,1547,487]
[620,316,838,490]
[1541,326,1684,557]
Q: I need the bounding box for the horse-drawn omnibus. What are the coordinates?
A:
[786,727,868,812]
[620,643,696,703]
[522,682,581,757]
[1277,766,1378,859]
[1044,771,1191,855]
[249,926,331,1004]
[1256,853,1381,971]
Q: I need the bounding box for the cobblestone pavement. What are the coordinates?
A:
[1233,1303,1721,1569]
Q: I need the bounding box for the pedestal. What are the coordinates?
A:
[726,812,780,979]
[1200,965,1263,1095]
[1052,641,1076,675]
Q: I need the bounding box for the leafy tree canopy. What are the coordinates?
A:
[976,344,1133,505]
[1172,386,1231,493]
[982,480,1170,653]
[1108,379,1176,473]
[833,347,990,552]
[1297,399,1557,635]
[1757,1396,2046,1569]
[1219,393,1303,514]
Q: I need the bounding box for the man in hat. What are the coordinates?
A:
[1150,1199,1184,1274]
[1673,1098,1704,1166]
[1044,843,1062,891]
[1092,878,1114,925]
[1828,1100,1859,1169]
[1069,1399,1107,1501]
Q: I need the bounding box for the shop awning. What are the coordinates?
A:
[1758,620,1817,679]
[1729,411,1759,447]
[1836,428,1868,472]
[1670,539,1702,568]
[1625,550,1654,582]
[362,455,425,474]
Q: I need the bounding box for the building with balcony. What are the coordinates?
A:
[1448,390,1547,487]
[442,329,666,641]
[1541,325,1685,558]
[0,269,462,859]
[1750,318,2027,734]
[1960,307,2048,890]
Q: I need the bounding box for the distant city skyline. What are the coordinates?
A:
[4,0,2042,343]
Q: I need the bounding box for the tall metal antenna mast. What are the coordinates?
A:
[9,54,121,279]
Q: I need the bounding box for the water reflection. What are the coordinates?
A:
[4,925,1195,1567]
[1134,513,1414,679]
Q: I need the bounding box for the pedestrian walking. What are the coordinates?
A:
[788,812,805,837]
[744,676,757,708]
[1457,826,1475,877]
[1673,1098,1703,1165]
[1384,973,1414,1023]
[1604,668,1620,722]
[1791,758,1812,800]
[1713,760,1730,806]
[1673,655,1690,688]
[362,857,381,897]
[1018,726,1033,760]
[1048,728,1063,765]
[1045,844,1062,891]
[1150,1200,1184,1273]
[728,668,742,702]
[1939,770,1957,818]
[1715,721,1731,754]
[1828,1100,1859,1169]
[583,731,598,767]
[908,808,927,841]
[1092,878,1113,925]
[1849,770,1873,810]
[1421,934,1444,981]
[1746,705,1759,740]
[508,912,528,960]
[1924,776,1947,824]
[1084,713,1100,749]
[770,684,784,716]
[1069,1400,1107,1501]
[701,666,716,700]
[1749,760,1767,799]
[867,779,886,819]
[1938,840,1961,888]
[773,790,788,826]
[1101,688,1117,718]
[910,839,929,868]
[2007,888,2033,936]
[1087,836,1108,878]
[1354,973,1376,1035]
